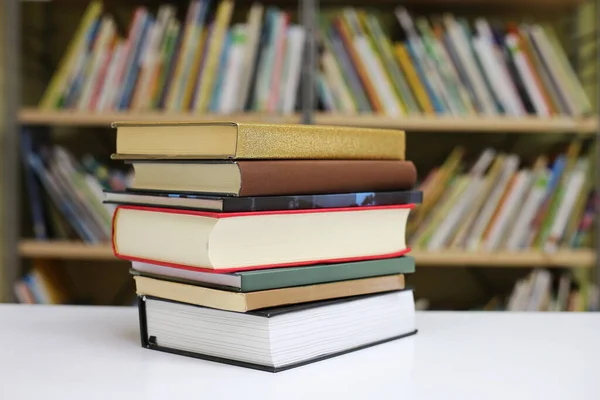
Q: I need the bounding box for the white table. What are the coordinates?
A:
[0,305,597,400]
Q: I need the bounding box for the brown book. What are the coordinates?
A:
[134,274,405,312]
[130,160,417,196]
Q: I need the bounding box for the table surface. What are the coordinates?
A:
[0,305,597,400]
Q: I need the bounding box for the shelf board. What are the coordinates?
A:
[18,109,298,127]
[18,109,597,133]
[18,240,595,267]
[18,240,118,260]
[314,114,598,134]
[411,249,595,268]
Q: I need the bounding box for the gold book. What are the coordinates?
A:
[112,122,405,160]
[134,274,405,313]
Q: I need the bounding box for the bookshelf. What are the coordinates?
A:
[2,0,598,305]
[19,108,599,133]
[17,240,595,268]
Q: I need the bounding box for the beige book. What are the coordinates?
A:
[134,274,405,312]
[449,155,506,249]
[112,122,405,160]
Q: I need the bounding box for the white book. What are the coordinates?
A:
[507,279,529,311]
[77,17,115,110]
[396,8,456,115]
[133,6,175,110]
[466,155,519,251]
[528,25,580,115]
[219,25,248,114]
[443,14,497,115]
[411,176,470,248]
[420,18,473,114]
[484,170,532,251]
[544,161,587,252]
[322,52,356,113]
[163,0,201,111]
[355,38,402,116]
[472,37,520,116]
[96,43,125,111]
[475,19,525,116]
[133,261,241,288]
[280,26,306,114]
[113,9,150,110]
[341,8,402,116]
[526,270,552,311]
[427,149,496,250]
[237,3,264,111]
[504,169,550,250]
[505,34,550,117]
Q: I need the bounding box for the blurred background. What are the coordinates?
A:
[0,0,598,311]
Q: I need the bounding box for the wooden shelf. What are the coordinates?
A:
[18,240,118,260]
[18,240,595,267]
[18,109,598,133]
[314,114,598,134]
[411,249,595,268]
[18,109,298,127]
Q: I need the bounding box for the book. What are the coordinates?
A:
[134,273,405,312]
[23,143,128,243]
[113,204,414,272]
[126,160,417,195]
[39,4,589,117]
[104,189,423,212]
[112,122,405,160]
[131,256,415,292]
[409,145,595,252]
[138,290,417,372]
[317,9,590,117]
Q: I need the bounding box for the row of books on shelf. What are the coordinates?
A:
[481,270,599,312]
[40,1,590,117]
[41,1,304,115]
[21,130,131,243]
[408,140,595,253]
[14,261,70,305]
[318,8,590,117]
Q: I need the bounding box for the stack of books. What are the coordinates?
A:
[108,121,422,372]
[318,7,591,117]
[409,140,595,252]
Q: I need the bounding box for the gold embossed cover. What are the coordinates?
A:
[111,122,405,160]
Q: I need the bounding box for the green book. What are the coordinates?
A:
[130,256,415,293]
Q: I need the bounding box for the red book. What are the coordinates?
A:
[112,204,413,273]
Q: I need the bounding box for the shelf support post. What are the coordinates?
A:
[595,0,600,292]
[299,0,318,125]
[1,0,21,302]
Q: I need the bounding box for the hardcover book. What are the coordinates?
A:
[131,255,415,292]
[104,189,423,212]
[112,204,414,272]
[138,290,417,372]
[133,273,405,312]
[126,159,418,195]
[112,121,405,160]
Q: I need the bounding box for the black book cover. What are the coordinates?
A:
[105,189,423,212]
[137,294,417,373]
